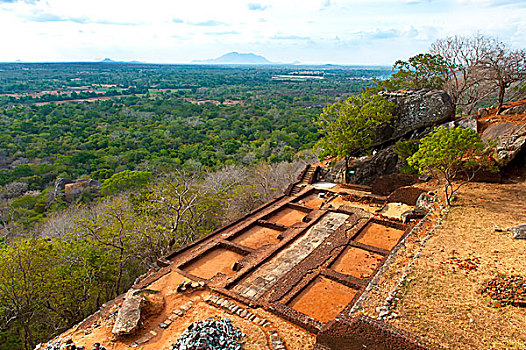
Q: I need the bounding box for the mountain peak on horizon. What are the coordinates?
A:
[193,52,271,64]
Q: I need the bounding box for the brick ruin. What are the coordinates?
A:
[52,164,440,350]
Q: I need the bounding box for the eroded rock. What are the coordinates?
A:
[415,192,438,213]
[482,122,526,167]
[112,289,164,337]
[377,89,455,146]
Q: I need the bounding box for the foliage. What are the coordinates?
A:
[378,53,450,91]
[101,170,153,196]
[393,139,420,173]
[407,126,496,205]
[315,88,397,159]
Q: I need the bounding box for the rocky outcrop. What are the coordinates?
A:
[64,179,101,201]
[112,289,143,337]
[482,122,526,167]
[414,192,438,213]
[53,178,74,197]
[442,116,478,132]
[347,146,401,185]
[376,89,455,146]
[387,185,427,206]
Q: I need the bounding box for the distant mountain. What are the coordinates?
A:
[99,58,144,64]
[193,52,271,64]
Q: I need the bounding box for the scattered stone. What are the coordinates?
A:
[170,317,244,350]
[479,274,526,306]
[507,223,526,239]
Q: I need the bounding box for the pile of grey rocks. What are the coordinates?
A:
[171,317,244,350]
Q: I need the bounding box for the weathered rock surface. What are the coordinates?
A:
[53,178,74,196]
[414,192,438,213]
[376,89,455,146]
[387,185,427,206]
[371,174,420,196]
[348,146,401,185]
[482,122,526,167]
[501,104,526,115]
[112,289,143,337]
[112,289,164,337]
[443,116,478,132]
[507,223,526,239]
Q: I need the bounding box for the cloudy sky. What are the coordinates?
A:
[1,0,525,65]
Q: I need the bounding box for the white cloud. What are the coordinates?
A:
[0,0,525,64]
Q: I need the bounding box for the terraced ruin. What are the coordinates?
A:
[46,164,440,350]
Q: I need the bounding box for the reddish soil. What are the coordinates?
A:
[232,225,282,250]
[266,207,308,227]
[356,222,405,251]
[183,248,244,279]
[289,276,358,323]
[330,247,384,279]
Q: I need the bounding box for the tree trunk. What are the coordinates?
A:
[496,83,505,114]
[344,156,349,184]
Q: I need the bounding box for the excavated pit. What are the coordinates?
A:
[182,247,245,280]
[288,276,359,323]
[355,222,406,251]
[265,206,309,226]
[330,246,385,279]
[230,225,282,250]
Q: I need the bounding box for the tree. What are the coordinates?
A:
[407,126,496,206]
[479,43,526,114]
[378,53,450,91]
[100,170,152,196]
[430,34,495,114]
[315,88,397,182]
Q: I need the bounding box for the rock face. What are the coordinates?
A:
[482,122,526,167]
[376,89,455,146]
[507,223,526,239]
[387,185,427,206]
[443,116,478,132]
[348,146,401,185]
[53,178,74,197]
[112,289,165,337]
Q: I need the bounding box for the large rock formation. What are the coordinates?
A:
[319,90,455,185]
[375,89,455,146]
[347,146,401,185]
[482,122,526,167]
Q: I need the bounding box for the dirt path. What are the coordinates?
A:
[391,180,526,349]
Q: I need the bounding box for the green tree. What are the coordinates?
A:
[379,53,450,91]
[407,126,496,206]
[315,88,397,182]
[100,170,152,196]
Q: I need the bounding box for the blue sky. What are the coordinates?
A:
[1,0,525,64]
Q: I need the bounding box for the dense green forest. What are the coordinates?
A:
[0,63,392,349]
[0,64,388,229]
